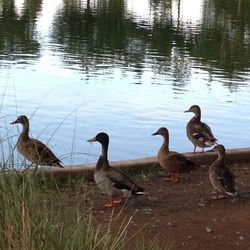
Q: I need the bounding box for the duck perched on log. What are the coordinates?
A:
[152,127,198,182]
[184,105,217,153]
[87,132,145,208]
[209,144,237,200]
[11,115,63,168]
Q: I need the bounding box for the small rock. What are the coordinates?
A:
[142,207,153,214]
[198,203,205,207]
[239,236,244,241]
[99,210,105,214]
[205,226,214,233]
[188,236,192,239]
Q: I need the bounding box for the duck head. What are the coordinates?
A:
[184,105,201,114]
[87,132,109,146]
[213,144,225,155]
[10,115,29,126]
[152,127,169,137]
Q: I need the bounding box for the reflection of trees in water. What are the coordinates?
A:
[51,0,189,83]
[0,0,42,60]
[186,0,250,84]
[51,0,249,86]
[0,0,248,87]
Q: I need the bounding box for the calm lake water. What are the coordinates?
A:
[0,0,250,167]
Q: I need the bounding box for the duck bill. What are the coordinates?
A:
[87,136,97,142]
[184,109,191,113]
[151,131,158,136]
[10,120,18,125]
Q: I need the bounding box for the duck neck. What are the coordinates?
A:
[96,142,109,170]
[162,134,170,152]
[20,122,30,141]
[192,110,201,122]
[215,152,225,165]
[101,142,108,160]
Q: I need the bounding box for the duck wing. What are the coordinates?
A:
[220,167,237,195]
[105,167,144,193]
[25,139,62,166]
[188,122,217,147]
[168,152,198,172]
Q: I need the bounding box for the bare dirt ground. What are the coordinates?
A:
[84,163,250,249]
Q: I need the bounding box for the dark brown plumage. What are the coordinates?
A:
[87,132,145,208]
[11,115,63,168]
[152,127,198,182]
[184,105,217,153]
[209,144,237,200]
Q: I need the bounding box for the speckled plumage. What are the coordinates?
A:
[11,115,63,168]
[185,105,217,153]
[152,127,198,182]
[209,144,237,199]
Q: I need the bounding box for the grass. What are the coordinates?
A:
[0,169,165,250]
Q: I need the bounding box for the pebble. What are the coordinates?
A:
[142,207,153,214]
[198,202,205,207]
[205,226,214,233]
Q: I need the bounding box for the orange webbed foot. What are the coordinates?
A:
[103,198,126,208]
[113,198,126,204]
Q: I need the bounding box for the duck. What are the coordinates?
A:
[87,132,145,208]
[209,144,237,200]
[152,127,198,182]
[10,115,63,168]
[184,105,217,153]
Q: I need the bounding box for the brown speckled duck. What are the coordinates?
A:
[209,144,237,200]
[152,127,198,182]
[11,115,63,168]
[184,105,217,153]
[87,132,145,208]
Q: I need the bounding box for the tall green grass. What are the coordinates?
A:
[0,170,164,250]
[0,171,121,249]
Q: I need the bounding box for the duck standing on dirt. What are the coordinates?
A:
[184,105,217,153]
[11,115,63,168]
[209,144,237,200]
[152,127,198,182]
[87,132,145,208]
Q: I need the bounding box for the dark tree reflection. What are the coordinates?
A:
[0,0,42,60]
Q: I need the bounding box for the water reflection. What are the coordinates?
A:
[48,0,250,85]
[0,0,42,60]
[0,0,249,166]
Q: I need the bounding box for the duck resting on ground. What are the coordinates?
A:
[87,132,145,208]
[209,144,237,200]
[184,105,217,153]
[11,115,63,168]
[152,127,198,182]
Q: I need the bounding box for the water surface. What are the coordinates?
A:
[0,0,250,167]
